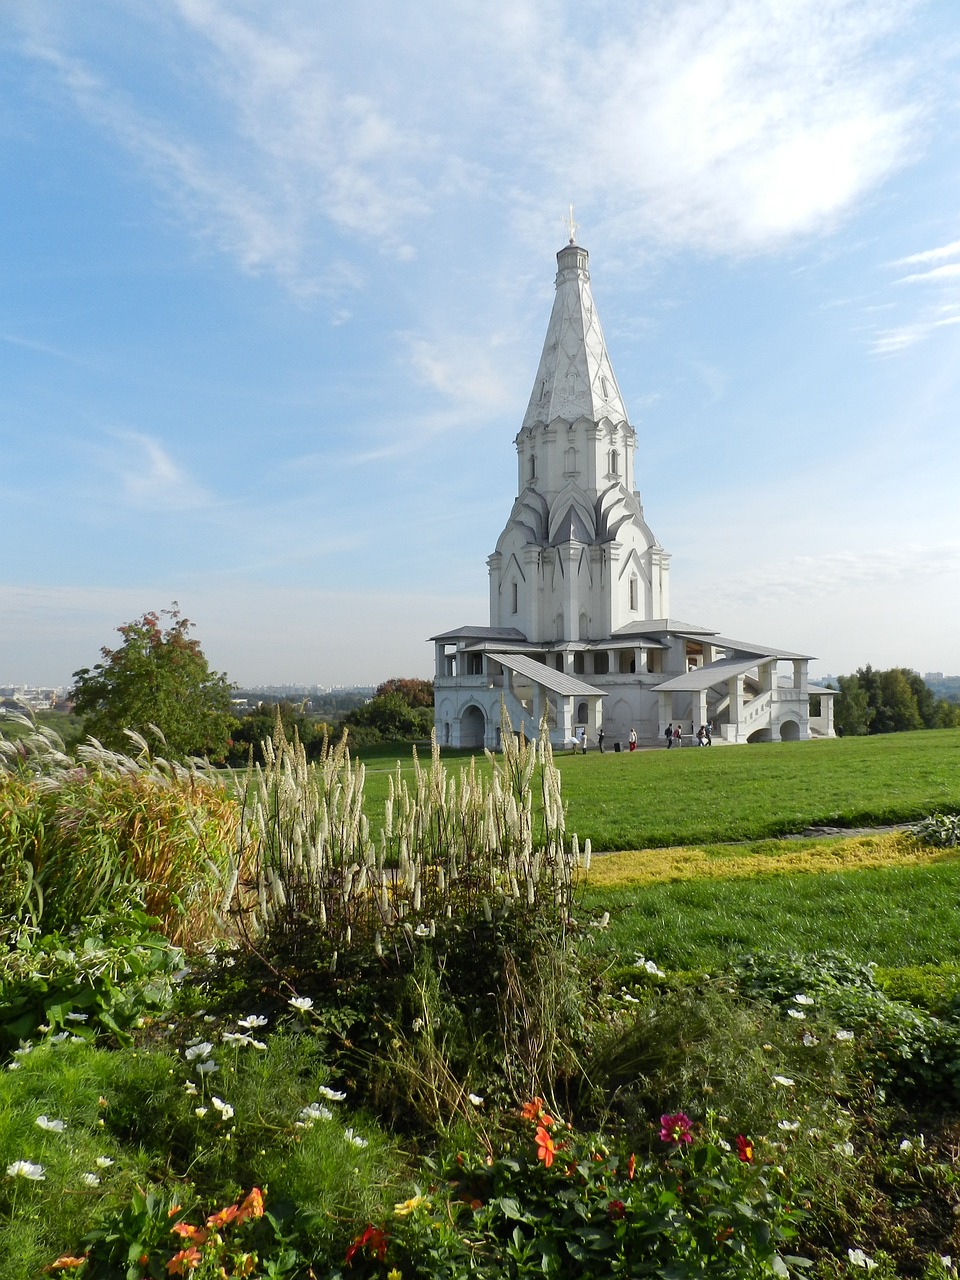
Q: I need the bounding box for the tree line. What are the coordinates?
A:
[831,665,960,736]
[68,606,433,764]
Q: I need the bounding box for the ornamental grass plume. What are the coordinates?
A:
[229,704,587,963]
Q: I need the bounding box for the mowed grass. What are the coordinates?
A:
[359,728,960,852]
[581,849,960,972]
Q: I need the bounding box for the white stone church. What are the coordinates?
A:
[431,238,835,750]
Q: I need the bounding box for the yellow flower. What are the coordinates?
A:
[393,1195,429,1217]
[387,1271,403,1280]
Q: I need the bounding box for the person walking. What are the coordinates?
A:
[673,724,682,748]
[665,723,673,748]
[598,727,605,753]
[629,727,637,751]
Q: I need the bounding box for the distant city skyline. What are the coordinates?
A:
[3,3,960,687]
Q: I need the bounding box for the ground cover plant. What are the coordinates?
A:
[3,715,960,1277]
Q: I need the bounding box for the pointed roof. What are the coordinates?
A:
[521,241,628,432]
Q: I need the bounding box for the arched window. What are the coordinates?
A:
[511,581,519,614]
[593,652,609,675]
[578,611,588,641]
[573,652,585,674]
[629,575,638,612]
[608,449,620,476]
[528,453,537,481]
[564,446,577,474]
[576,702,588,724]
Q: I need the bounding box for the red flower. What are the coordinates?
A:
[736,1135,754,1163]
[659,1112,694,1145]
[626,1152,636,1180]
[535,1124,556,1168]
[607,1199,626,1219]
[345,1224,388,1266]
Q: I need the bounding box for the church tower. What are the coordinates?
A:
[431,238,830,750]
[487,239,670,644]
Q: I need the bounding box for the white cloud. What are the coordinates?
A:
[97,430,216,510]
[897,263,960,285]
[521,0,923,253]
[12,0,930,291]
[894,238,960,265]
[706,544,960,604]
[872,311,960,354]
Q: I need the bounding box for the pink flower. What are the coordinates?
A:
[659,1112,694,1145]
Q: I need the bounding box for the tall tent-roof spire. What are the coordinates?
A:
[520,241,628,433]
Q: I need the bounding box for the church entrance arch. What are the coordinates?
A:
[779,719,800,742]
[459,704,486,748]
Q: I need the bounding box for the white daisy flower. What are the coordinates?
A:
[35,1116,66,1133]
[288,996,313,1012]
[7,1160,45,1180]
[184,1043,213,1062]
[317,1085,346,1102]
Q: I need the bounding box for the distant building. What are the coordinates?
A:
[431,238,835,749]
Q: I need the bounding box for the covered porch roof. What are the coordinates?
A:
[488,651,606,699]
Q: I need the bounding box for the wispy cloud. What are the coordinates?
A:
[95,429,216,510]
[12,0,931,290]
[873,235,960,351]
[894,238,960,266]
[515,0,924,254]
[719,543,960,603]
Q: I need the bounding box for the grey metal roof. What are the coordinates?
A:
[652,656,770,693]
[674,632,814,661]
[430,625,528,642]
[488,652,607,699]
[611,618,717,638]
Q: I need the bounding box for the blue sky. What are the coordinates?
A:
[2,0,960,688]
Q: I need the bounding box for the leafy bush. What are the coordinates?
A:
[376,1102,807,1279]
[912,811,960,848]
[0,912,184,1054]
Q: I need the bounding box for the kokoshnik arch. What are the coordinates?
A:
[431,238,836,750]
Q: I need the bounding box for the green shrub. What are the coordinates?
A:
[0,912,184,1055]
[912,811,960,848]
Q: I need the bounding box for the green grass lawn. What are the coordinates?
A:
[358,728,960,851]
[581,855,960,972]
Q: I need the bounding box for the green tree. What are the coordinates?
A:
[70,605,236,762]
[834,674,871,736]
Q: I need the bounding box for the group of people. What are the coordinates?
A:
[664,722,713,748]
[573,721,715,752]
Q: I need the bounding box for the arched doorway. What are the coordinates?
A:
[459,705,486,748]
[779,719,800,741]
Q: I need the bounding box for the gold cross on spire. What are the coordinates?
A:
[565,204,580,245]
